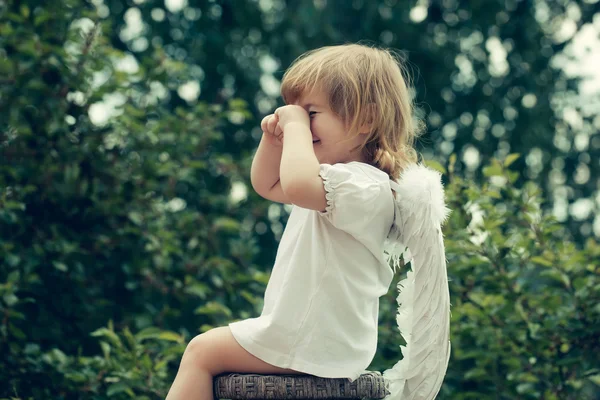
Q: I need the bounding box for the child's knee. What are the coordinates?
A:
[181,333,210,367]
[181,328,226,373]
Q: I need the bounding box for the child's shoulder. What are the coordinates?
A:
[326,161,390,184]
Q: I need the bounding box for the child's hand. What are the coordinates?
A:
[260,113,284,147]
[274,105,310,132]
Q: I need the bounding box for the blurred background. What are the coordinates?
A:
[1,0,599,399]
[89,0,600,241]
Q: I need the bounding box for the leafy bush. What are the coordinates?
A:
[1,4,261,399]
[434,155,599,399]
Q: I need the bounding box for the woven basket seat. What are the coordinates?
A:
[213,371,389,400]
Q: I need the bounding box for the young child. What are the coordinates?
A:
[166,43,451,400]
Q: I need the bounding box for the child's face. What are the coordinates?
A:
[291,88,367,165]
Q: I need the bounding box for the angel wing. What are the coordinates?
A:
[381,163,452,400]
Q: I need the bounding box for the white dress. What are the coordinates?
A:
[229,161,396,382]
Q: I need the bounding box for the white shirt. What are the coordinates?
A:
[229,161,396,382]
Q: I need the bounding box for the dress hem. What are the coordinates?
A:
[228,321,363,383]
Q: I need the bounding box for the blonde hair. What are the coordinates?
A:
[280,43,425,180]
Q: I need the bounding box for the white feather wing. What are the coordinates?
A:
[381,163,452,400]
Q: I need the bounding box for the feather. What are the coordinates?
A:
[381,163,452,400]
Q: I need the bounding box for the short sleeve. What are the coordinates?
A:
[318,163,383,236]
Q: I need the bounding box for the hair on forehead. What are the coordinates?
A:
[280,43,410,112]
[280,43,423,180]
[281,44,377,105]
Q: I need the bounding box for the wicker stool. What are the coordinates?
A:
[213,371,389,400]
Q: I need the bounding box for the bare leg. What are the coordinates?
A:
[165,326,305,400]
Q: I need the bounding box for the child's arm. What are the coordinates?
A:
[260,179,291,205]
[250,133,291,204]
[275,107,327,212]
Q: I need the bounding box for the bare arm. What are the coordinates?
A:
[260,179,291,205]
[251,133,291,204]
[279,122,320,195]
[251,132,282,194]
[278,122,325,210]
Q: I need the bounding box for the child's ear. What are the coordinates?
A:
[358,103,376,134]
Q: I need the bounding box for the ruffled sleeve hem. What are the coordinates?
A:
[316,162,386,236]
[318,164,336,216]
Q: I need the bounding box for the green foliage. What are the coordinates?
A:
[376,154,599,399]
[1,3,266,398]
[9,321,183,399]
[1,2,599,400]
[440,154,598,399]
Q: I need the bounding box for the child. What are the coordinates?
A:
[166,43,451,400]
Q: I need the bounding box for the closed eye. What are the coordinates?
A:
[309,111,318,117]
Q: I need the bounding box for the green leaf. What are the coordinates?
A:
[482,164,503,177]
[531,256,553,267]
[464,367,487,380]
[516,383,534,394]
[65,371,90,383]
[100,340,111,359]
[52,261,68,272]
[128,211,143,225]
[518,372,540,383]
[106,382,129,397]
[527,322,541,339]
[45,348,68,366]
[158,331,184,343]
[8,323,26,339]
[486,190,502,199]
[3,201,26,210]
[6,255,20,267]
[199,324,214,333]
[135,327,162,341]
[123,327,136,349]
[194,301,232,317]
[187,160,207,169]
[34,11,52,26]
[252,271,270,285]
[20,4,30,18]
[424,159,446,174]
[154,358,170,372]
[90,327,122,348]
[504,153,520,167]
[3,293,18,306]
[507,171,519,183]
[184,283,209,299]
[212,217,240,234]
[240,290,257,304]
[6,270,19,284]
[0,22,13,35]
[7,309,25,320]
[5,13,24,23]
[448,153,457,173]
[588,374,600,386]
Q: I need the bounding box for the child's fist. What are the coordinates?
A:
[260,113,284,147]
[274,105,310,131]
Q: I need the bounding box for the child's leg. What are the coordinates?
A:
[165,326,305,400]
